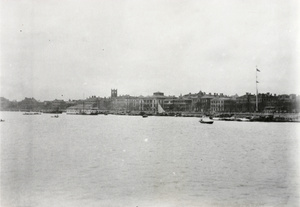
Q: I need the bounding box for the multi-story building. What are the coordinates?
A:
[110,91,192,113]
[66,103,95,115]
[112,95,129,111]
[112,95,141,111]
[275,94,298,112]
[235,93,257,112]
[163,96,192,112]
[199,94,215,113]
[140,92,168,112]
[183,93,200,111]
[296,95,300,113]
[210,97,236,113]
[183,91,206,112]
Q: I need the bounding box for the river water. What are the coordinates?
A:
[0,112,299,207]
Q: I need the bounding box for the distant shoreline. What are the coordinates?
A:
[1,110,299,123]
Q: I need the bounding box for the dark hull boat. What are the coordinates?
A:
[199,118,214,124]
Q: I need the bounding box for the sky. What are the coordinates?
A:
[1,0,299,101]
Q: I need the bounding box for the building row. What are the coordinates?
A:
[1,89,299,114]
[107,90,300,114]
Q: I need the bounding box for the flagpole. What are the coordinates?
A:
[255,66,262,112]
[256,66,258,112]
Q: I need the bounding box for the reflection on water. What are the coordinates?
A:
[1,112,299,207]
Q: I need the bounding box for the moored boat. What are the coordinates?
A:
[212,117,221,121]
[199,117,214,124]
[223,116,235,121]
[43,110,63,114]
[23,112,41,115]
[236,117,250,122]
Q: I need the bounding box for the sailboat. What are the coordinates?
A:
[157,102,167,115]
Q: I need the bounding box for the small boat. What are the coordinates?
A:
[23,112,41,115]
[0,119,5,122]
[212,117,221,121]
[199,117,214,124]
[142,114,148,118]
[43,110,63,114]
[236,117,250,122]
[51,115,59,118]
[223,116,235,121]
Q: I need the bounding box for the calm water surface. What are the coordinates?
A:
[1,112,299,207]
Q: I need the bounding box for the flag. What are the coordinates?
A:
[256,68,260,72]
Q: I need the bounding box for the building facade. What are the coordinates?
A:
[210,97,236,113]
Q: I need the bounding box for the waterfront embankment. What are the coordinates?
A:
[104,110,300,122]
[182,112,300,122]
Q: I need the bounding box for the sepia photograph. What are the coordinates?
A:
[1,0,300,206]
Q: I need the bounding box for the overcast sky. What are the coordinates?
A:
[1,0,299,101]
